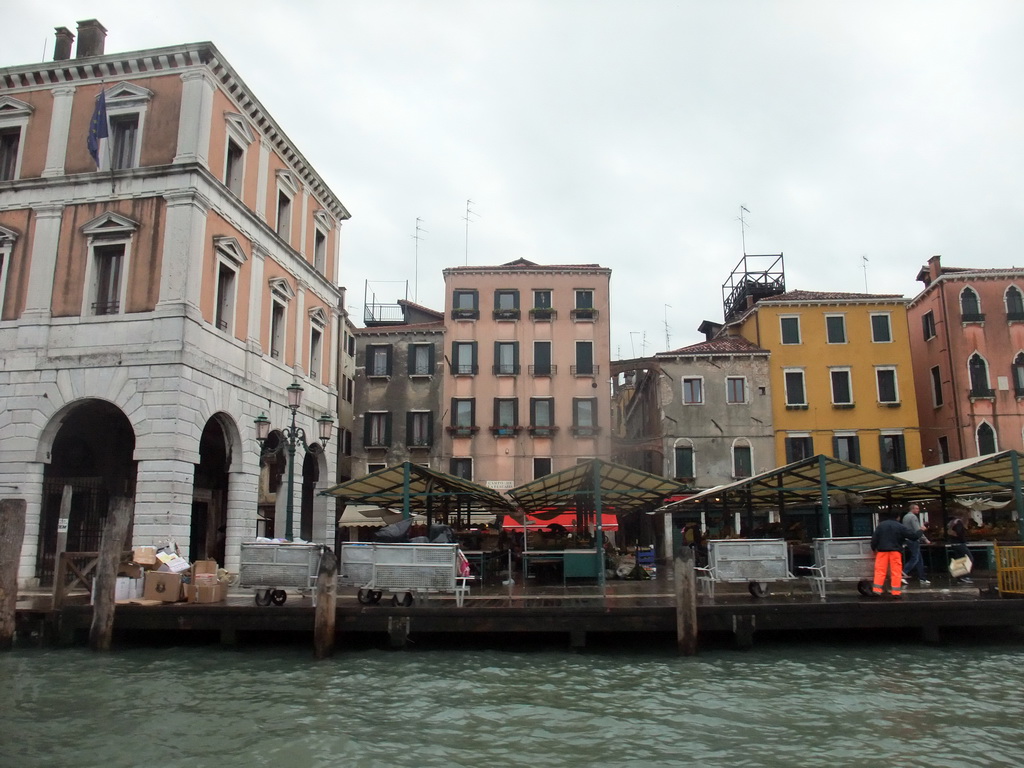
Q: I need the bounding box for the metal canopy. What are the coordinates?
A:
[508,458,687,514]
[322,462,516,520]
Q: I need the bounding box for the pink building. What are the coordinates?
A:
[442,259,612,487]
[908,255,1024,464]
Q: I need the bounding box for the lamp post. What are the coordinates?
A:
[254,380,335,541]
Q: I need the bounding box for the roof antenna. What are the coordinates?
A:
[664,304,672,350]
[462,199,478,265]
[411,217,427,302]
[737,205,751,255]
[862,255,869,292]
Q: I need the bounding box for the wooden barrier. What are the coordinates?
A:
[0,499,27,650]
[674,546,698,655]
[314,546,337,659]
[89,496,132,651]
[995,544,1024,596]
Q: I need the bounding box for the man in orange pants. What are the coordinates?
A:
[870,510,921,598]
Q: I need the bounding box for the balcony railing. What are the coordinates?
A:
[529,307,556,321]
[451,308,479,320]
[570,308,598,322]
[449,364,479,376]
[529,364,556,376]
[446,425,479,437]
[961,312,985,323]
[492,364,521,376]
[528,426,559,437]
[571,425,601,437]
[493,308,520,321]
[968,387,995,399]
[570,364,599,377]
[489,426,522,436]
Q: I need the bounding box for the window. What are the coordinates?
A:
[825,314,846,344]
[107,113,139,170]
[530,398,555,436]
[733,441,753,478]
[875,367,899,404]
[572,398,599,435]
[573,341,595,376]
[532,341,553,376]
[960,287,983,322]
[871,313,892,342]
[571,289,597,321]
[367,462,386,474]
[340,428,352,457]
[492,399,519,434]
[674,442,694,480]
[225,139,244,196]
[270,300,285,360]
[0,226,13,318]
[94,83,151,172]
[726,377,746,404]
[494,341,520,375]
[937,436,950,464]
[830,368,853,406]
[213,236,245,335]
[347,333,356,357]
[450,399,476,434]
[784,369,806,406]
[276,189,292,241]
[451,341,478,375]
[977,422,997,455]
[785,434,814,463]
[309,327,322,381]
[366,344,392,377]
[931,365,944,406]
[406,411,433,448]
[879,432,907,473]
[1007,287,1024,320]
[968,353,992,397]
[363,412,391,448]
[683,377,703,405]
[533,457,552,479]
[833,433,860,464]
[922,311,936,340]
[780,316,801,344]
[0,126,21,181]
[531,289,555,320]
[408,343,434,376]
[313,228,327,274]
[91,244,124,315]
[494,289,520,319]
[81,212,137,318]
[452,289,479,319]
[450,458,472,480]
[1014,354,1024,397]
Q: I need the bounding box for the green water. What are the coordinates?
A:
[2,637,1022,767]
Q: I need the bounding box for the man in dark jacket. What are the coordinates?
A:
[871,511,921,597]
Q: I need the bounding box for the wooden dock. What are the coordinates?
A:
[15,572,1024,651]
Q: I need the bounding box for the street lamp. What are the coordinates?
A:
[254,380,334,541]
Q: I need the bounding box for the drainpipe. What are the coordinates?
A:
[939,279,966,459]
[818,454,832,537]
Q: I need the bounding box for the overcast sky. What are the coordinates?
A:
[9,2,1024,358]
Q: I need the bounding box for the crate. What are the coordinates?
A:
[807,537,874,598]
[339,543,462,603]
[238,542,322,590]
[697,538,795,599]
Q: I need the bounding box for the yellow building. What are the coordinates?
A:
[729,290,923,473]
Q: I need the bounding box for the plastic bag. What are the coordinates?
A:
[948,555,972,578]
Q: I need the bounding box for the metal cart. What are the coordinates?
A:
[696,538,796,599]
[806,536,874,598]
[338,542,467,606]
[239,541,323,606]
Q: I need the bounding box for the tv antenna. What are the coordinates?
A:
[411,217,427,302]
[664,304,672,350]
[862,255,869,292]
[738,205,750,255]
[462,199,479,265]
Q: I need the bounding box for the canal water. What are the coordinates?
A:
[3,633,1023,768]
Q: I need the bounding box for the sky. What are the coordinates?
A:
[7,1,1024,359]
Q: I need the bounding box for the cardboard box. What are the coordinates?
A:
[143,571,184,602]
[133,546,158,568]
[187,582,227,604]
[192,560,218,583]
[156,553,191,573]
[118,562,144,579]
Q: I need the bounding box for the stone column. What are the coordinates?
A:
[131,456,198,557]
[173,70,216,167]
[224,464,258,576]
[42,86,76,177]
[157,191,209,311]
[17,205,63,350]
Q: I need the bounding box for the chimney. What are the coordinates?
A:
[75,19,107,58]
[53,27,75,61]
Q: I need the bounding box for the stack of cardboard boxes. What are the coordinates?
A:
[133,546,229,604]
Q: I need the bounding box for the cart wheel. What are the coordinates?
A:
[391,592,413,607]
[255,589,273,606]
[748,582,768,598]
[271,589,287,606]
[358,589,383,605]
[856,580,873,596]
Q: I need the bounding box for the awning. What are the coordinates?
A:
[337,505,414,528]
[508,458,687,513]
[322,462,516,522]
[501,511,620,531]
[893,450,1024,496]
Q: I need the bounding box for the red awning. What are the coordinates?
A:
[501,511,619,531]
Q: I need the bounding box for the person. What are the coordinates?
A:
[871,510,921,598]
[901,503,930,585]
[946,508,974,584]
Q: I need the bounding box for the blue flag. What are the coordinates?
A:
[87,91,108,167]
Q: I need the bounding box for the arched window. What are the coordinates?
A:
[1007,286,1024,319]
[673,439,694,481]
[960,287,983,321]
[1012,353,1024,397]
[968,353,991,397]
[732,439,753,479]
[977,422,997,455]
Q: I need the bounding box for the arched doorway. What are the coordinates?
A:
[258,431,286,538]
[37,400,136,586]
[300,447,321,541]
[190,416,232,565]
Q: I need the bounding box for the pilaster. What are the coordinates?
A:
[42,86,76,177]
[157,190,210,310]
[173,70,217,167]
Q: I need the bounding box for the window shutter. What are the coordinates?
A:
[785,439,796,464]
[385,345,393,376]
[362,413,372,447]
[383,413,392,445]
[831,436,839,458]
[407,344,416,375]
[850,436,860,464]
[426,412,434,445]
[427,343,435,371]
[406,411,414,444]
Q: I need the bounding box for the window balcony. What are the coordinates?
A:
[406,439,432,451]
[529,307,556,321]
[968,387,995,399]
[1008,312,1024,322]
[570,308,598,322]
[529,364,556,376]
[961,312,985,323]
[492,364,521,376]
[449,364,478,376]
[451,308,479,320]
[528,426,559,437]
[571,364,599,377]
[493,308,520,321]
[489,426,522,437]
[445,425,479,437]
[571,425,601,437]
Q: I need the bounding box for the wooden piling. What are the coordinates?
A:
[88,496,132,652]
[0,499,27,651]
[313,546,337,659]
[674,545,698,655]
